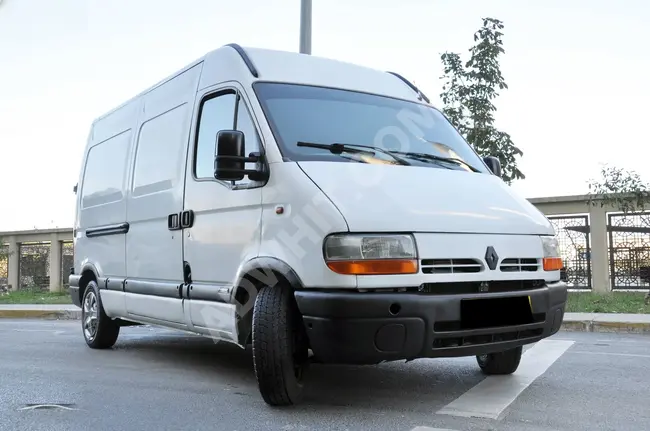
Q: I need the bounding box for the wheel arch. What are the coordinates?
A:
[78,263,100,304]
[232,257,304,345]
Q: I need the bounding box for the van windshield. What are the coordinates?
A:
[253,82,489,174]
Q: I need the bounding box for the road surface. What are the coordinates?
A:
[1,319,648,431]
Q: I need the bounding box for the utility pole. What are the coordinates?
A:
[299,0,312,54]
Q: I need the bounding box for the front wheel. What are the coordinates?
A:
[81,280,120,349]
[252,284,309,406]
[476,346,522,375]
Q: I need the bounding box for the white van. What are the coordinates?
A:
[70,44,567,406]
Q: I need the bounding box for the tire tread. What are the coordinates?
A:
[252,285,303,406]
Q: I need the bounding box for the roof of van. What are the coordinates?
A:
[221,46,428,102]
[91,44,429,125]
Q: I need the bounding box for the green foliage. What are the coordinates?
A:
[587,164,650,214]
[439,17,524,184]
[566,292,649,314]
[0,290,71,304]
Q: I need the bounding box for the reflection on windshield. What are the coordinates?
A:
[253,82,488,174]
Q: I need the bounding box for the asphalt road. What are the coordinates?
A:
[1,319,649,431]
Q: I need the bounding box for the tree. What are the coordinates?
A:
[439,17,524,184]
[587,164,650,215]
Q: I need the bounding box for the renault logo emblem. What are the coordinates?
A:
[485,246,499,270]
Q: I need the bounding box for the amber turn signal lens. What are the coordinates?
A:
[543,257,563,271]
[326,259,418,275]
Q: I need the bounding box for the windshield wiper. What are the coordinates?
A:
[388,151,481,173]
[296,142,411,166]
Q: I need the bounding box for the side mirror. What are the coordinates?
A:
[214,130,267,182]
[483,156,502,177]
[214,130,246,181]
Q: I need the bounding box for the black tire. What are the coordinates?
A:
[476,346,523,375]
[252,284,309,406]
[81,280,120,349]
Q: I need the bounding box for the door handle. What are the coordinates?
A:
[168,210,194,231]
[180,210,194,229]
[168,213,181,231]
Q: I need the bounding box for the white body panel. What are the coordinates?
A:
[99,290,126,318]
[72,44,560,347]
[297,162,554,236]
[257,162,352,288]
[186,300,238,343]
[75,107,136,278]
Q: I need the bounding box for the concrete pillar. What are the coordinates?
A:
[49,234,62,292]
[589,205,610,293]
[7,236,19,291]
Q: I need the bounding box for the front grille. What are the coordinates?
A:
[418,279,546,295]
[500,258,540,272]
[421,258,483,274]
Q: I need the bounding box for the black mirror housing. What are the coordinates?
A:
[483,156,502,177]
[214,130,246,181]
[214,130,267,182]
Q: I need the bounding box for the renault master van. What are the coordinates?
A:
[69,43,568,406]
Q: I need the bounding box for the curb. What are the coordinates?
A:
[0,309,81,320]
[560,320,650,334]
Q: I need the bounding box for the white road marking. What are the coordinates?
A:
[570,351,650,359]
[436,339,574,420]
[411,427,458,431]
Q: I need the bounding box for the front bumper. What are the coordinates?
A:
[294,281,567,365]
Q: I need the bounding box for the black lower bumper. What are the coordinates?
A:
[294,282,567,365]
[69,275,81,308]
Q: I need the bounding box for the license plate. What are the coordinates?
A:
[460,295,534,330]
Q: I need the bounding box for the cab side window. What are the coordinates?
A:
[195,92,237,179]
[194,91,263,185]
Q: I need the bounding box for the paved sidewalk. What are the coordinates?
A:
[0,305,649,333]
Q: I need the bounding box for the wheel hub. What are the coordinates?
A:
[83,291,99,340]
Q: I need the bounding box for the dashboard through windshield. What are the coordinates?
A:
[253,82,489,174]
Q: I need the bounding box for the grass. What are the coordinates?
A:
[566,291,649,314]
[0,289,72,304]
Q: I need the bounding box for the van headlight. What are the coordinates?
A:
[323,234,418,275]
[541,236,563,271]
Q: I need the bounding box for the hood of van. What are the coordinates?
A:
[297,161,554,236]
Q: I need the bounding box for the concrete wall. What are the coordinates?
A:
[529,195,618,293]
[0,228,73,292]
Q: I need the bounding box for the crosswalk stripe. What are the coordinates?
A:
[436,339,574,420]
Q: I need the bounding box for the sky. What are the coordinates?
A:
[0,0,648,231]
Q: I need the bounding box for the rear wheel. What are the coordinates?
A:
[252,284,309,406]
[476,346,522,375]
[81,280,120,349]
